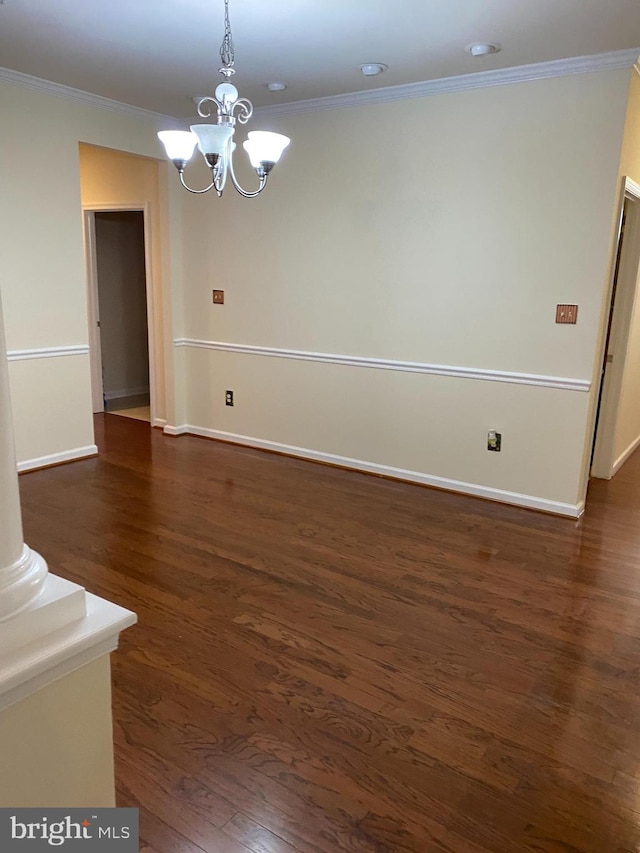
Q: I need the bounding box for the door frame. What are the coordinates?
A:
[590,177,640,479]
[82,203,157,422]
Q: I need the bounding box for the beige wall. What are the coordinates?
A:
[0,656,116,807]
[177,69,631,511]
[2,64,638,511]
[0,80,179,464]
[10,357,94,466]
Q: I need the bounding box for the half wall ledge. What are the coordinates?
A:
[0,573,136,713]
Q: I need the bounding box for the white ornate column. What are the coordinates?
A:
[0,292,48,620]
[0,291,136,806]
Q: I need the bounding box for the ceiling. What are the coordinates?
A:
[1,0,640,117]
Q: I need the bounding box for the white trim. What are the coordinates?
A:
[0,65,181,127]
[590,177,640,480]
[152,418,167,429]
[174,338,590,392]
[612,433,640,476]
[6,345,89,362]
[163,424,188,436]
[1,49,637,126]
[82,209,104,413]
[625,177,640,200]
[165,424,584,518]
[255,48,640,118]
[17,445,98,473]
[83,203,147,212]
[83,203,159,424]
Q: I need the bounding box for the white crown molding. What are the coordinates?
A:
[0,66,181,127]
[162,423,584,518]
[174,338,590,393]
[6,345,90,362]
[17,445,98,473]
[255,48,640,118]
[2,49,637,125]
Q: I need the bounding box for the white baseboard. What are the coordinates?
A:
[165,424,583,518]
[612,433,640,476]
[163,424,189,436]
[152,418,167,429]
[17,445,98,473]
[104,387,149,402]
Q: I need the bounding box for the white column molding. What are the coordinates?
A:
[0,292,48,620]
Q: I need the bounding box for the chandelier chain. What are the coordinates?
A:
[219,0,235,69]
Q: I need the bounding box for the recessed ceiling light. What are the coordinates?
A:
[466,43,501,57]
[266,82,287,92]
[359,63,388,77]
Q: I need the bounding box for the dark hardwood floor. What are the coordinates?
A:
[17,413,640,852]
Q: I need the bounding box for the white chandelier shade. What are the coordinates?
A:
[157,130,197,163]
[192,123,235,157]
[243,131,291,170]
[157,0,291,199]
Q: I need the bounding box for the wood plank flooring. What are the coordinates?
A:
[17,413,640,852]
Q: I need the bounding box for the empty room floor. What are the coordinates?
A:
[17,413,640,852]
[107,406,151,422]
[106,392,151,423]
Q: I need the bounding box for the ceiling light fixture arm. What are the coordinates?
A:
[196,90,253,125]
[178,169,218,195]
[228,153,268,198]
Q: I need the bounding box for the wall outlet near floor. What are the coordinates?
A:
[225,390,234,406]
[487,430,502,452]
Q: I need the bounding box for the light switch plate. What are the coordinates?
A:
[556,304,578,324]
[213,290,224,304]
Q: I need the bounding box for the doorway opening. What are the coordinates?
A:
[84,207,155,424]
[590,178,640,480]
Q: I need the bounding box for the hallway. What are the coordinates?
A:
[17,413,640,852]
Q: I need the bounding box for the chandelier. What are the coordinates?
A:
[157,0,290,198]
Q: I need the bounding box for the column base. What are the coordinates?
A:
[0,544,48,621]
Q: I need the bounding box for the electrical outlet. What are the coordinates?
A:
[225,390,234,406]
[213,290,224,304]
[487,430,502,452]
